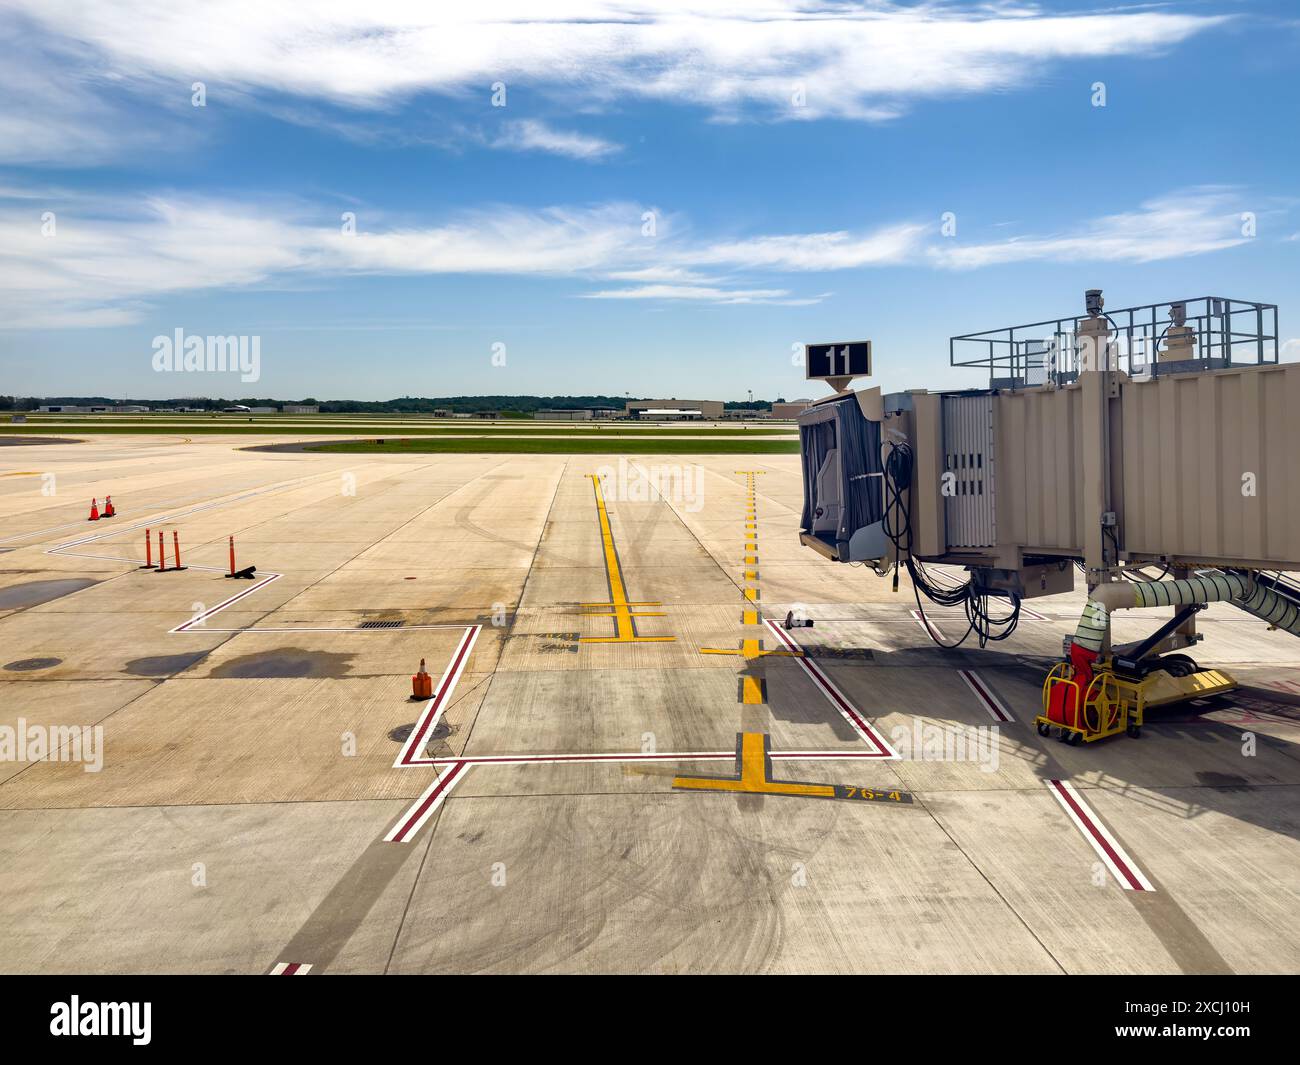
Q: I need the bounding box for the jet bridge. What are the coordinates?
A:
[796,290,1300,743]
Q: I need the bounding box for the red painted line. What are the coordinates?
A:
[386,761,470,843]
[1047,779,1153,891]
[909,609,945,642]
[269,961,312,975]
[410,750,737,767]
[763,619,897,758]
[395,626,481,767]
[404,748,888,769]
[959,669,1013,723]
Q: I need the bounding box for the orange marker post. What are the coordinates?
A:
[156,530,166,572]
[140,528,155,569]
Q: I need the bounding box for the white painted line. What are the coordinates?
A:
[763,618,898,758]
[169,574,283,633]
[385,762,471,843]
[959,669,1013,723]
[184,624,466,633]
[1047,779,1154,892]
[909,609,946,642]
[409,750,738,768]
[269,961,312,975]
[916,605,1047,623]
[394,626,481,767]
[408,748,898,768]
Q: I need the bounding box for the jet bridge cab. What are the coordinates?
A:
[797,387,889,564]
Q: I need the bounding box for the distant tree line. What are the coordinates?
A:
[1,394,779,413]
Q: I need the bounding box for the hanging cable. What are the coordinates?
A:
[882,439,1020,649]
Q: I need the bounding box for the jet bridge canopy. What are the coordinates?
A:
[797,391,886,563]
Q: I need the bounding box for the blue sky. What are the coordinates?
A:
[1,1,1298,401]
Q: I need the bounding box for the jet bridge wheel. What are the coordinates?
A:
[1155,653,1199,678]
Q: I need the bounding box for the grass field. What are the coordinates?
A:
[309,436,801,454]
[0,422,795,437]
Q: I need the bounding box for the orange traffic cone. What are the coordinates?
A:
[410,658,433,701]
[103,496,116,518]
[88,498,100,521]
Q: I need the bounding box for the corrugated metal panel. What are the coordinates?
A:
[994,385,1085,554]
[1120,363,1300,568]
[942,395,996,547]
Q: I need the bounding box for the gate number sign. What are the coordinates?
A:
[805,341,871,381]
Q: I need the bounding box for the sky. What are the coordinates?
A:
[1,0,1298,402]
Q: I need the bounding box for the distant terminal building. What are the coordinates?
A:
[771,400,812,420]
[626,398,723,421]
[536,408,593,421]
[432,408,453,418]
[35,404,155,413]
[282,404,319,415]
[590,407,620,420]
[250,407,277,414]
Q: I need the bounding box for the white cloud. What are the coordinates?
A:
[5,2,1223,161]
[583,284,807,304]
[930,190,1254,269]
[492,119,620,160]
[0,186,1267,327]
[683,224,927,271]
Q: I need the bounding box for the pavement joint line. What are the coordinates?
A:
[49,475,331,551]
[41,489,292,633]
[0,484,275,545]
[699,638,801,659]
[53,459,487,639]
[1046,779,1155,891]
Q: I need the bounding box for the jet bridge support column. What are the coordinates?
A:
[1079,303,1120,655]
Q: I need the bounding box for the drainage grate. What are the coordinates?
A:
[358,619,406,629]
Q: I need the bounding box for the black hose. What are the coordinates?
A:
[883,439,1021,649]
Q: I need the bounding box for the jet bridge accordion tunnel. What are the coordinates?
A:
[797,291,1300,743]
